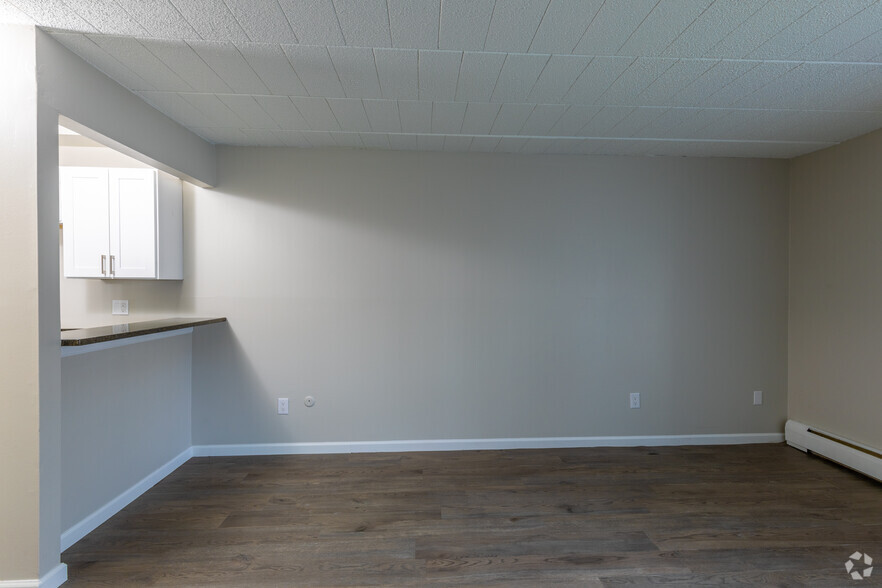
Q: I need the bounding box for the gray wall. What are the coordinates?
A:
[189,148,789,445]
[61,334,192,531]
[789,128,882,450]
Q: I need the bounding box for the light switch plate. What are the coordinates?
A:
[112,300,129,315]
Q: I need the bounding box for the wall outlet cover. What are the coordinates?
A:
[753,390,763,405]
[112,300,129,315]
[630,393,640,409]
[278,398,289,415]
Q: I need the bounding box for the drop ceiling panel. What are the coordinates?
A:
[431,101,467,133]
[224,0,295,43]
[12,0,96,33]
[438,0,494,50]
[111,0,200,38]
[388,0,440,49]
[490,53,550,103]
[141,39,232,93]
[633,58,716,105]
[599,57,677,104]
[563,56,636,104]
[398,100,433,133]
[89,35,193,92]
[549,105,603,136]
[53,32,156,91]
[363,100,402,132]
[456,51,506,101]
[519,103,567,136]
[292,96,342,131]
[527,55,591,103]
[282,45,346,97]
[137,91,216,128]
[660,0,766,58]
[490,103,535,134]
[704,1,820,59]
[528,0,603,54]
[278,0,344,46]
[334,0,392,47]
[217,94,279,128]
[327,98,373,133]
[483,0,550,52]
[255,95,310,130]
[58,0,147,35]
[418,50,462,100]
[461,102,503,135]
[573,0,657,55]
[790,1,882,61]
[328,46,382,98]
[178,93,246,127]
[237,42,308,95]
[375,48,419,99]
[188,41,270,94]
[169,0,249,42]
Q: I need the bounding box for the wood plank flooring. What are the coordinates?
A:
[62,444,882,586]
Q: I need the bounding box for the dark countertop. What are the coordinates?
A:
[61,317,227,346]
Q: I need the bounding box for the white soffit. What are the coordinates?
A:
[5,0,882,158]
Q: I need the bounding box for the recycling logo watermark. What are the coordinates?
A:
[845,551,873,580]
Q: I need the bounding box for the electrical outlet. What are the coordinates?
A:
[112,300,129,315]
[753,390,763,405]
[278,398,289,415]
[630,393,640,409]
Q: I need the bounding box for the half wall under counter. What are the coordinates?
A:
[61,317,226,356]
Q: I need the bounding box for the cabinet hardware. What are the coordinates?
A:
[110,255,116,276]
[101,254,106,275]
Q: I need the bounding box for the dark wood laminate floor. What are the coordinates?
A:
[63,444,882,587]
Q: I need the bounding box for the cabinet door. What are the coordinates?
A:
[109,169,157,278]
[61,167,110,278]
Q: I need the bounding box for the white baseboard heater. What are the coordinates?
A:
[785,419,882,482]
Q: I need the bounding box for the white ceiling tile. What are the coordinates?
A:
[224,0,296,43]
[330,133,365,148]
[494,137,530,152]
[529,0,603,54]
[618,0,713,56]
[398,100,434,132]
[56,0,148,35]
[519,103,567,135]
[469,136,502,151]
[833,28,882,62]
[168,0,249,41]
[671,59,757,105]
[0,2,34,25]
[255,95,310,130]
[88,35,193,91]
[455,51,506,101]
[188,41,270,93]
[598,57,677,104]
[136,91,216,127]
[431,102,468,133]
[217,95,279,128]
[10,0,96,32]
[277,0,345,45]
[237,42,308,95]
[282,45,346,98]
[363,100,402,132]
[388,0,440,48]
[461,102,503,134]
[113,0,200,38]
[548,104,603,135]
[388,134,419,150]
[661,0,769,58]
[140,39,232,93]
[334,0,392,47]
[484,0,550,52]
[362,133,393,148]
[490,53,550,102]
[792,1,882,61]
[667,108,737,138]
[490,103,535,134]
[527,54,591,102]
[573,0,657,55]
[274,130,314,147]
[563,56,635,104]
[52,32,155,91]
[747,0,874,60]
[636,107,699,138]
[178,93,246,127]
[704,0,819,59]
[605,107,667,137]
[632,58,716,106]
[439,0,495,50]
[700,61,799,107]
[291,96,343,131]
[417,134,446,150]
[328,47,382,98]
[374,49,419,99]
[443,135,473,151]
[581,106,636,136]
[191,126,245,144]
[326,99,373,132]
[418,50,462,100]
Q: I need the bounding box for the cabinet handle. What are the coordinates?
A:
[110,255,116,276]
[101,255,106,275]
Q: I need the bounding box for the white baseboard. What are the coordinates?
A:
[0,564,67,588]
[60,447,194,552]
[192,432,783,457]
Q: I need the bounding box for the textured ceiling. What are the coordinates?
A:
[4,0,882,157]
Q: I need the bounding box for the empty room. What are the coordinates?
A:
[2,1,882,586]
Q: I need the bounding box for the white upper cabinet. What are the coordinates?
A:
[61,167,183,280]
